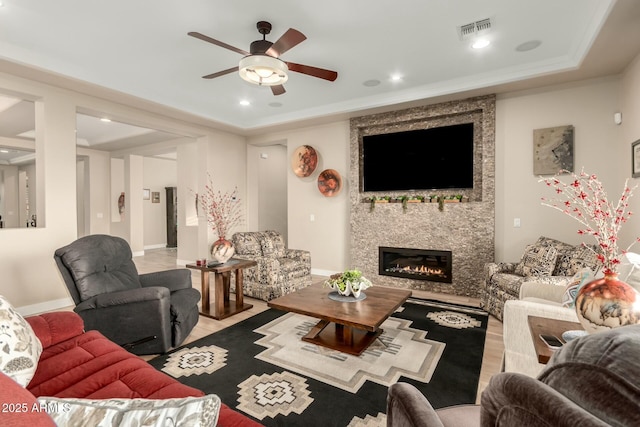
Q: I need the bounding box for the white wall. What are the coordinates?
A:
[620,53,640,252]
[257,145,288,241]
[248,121,350,274]
[495,77,623,262]
[77,147,111,236]
[0,73,78,311]
[0,165,19,228]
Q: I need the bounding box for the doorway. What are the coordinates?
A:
[257,145,288,242]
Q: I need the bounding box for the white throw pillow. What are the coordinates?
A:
[36,395,221,427]
[618,252,640,293]
[0,295,42,387]
[561,268,594,308]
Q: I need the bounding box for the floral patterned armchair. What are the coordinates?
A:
[231,230,312,301]
[481,236,599,320]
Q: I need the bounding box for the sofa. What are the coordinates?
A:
[0,307,261,426]
[502,281,581,378]
[503,251,640,378]
[231,230,312,301]
[386,324,640,426]
[481,236,599,320]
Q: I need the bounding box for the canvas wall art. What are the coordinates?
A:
[533,125,574,175]
[632,139,640,178]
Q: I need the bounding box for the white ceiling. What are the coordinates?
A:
[0,0,639,151]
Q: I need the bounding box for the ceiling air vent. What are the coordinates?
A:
[458,18,492,41]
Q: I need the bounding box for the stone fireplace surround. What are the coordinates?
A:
[349,95,495,297]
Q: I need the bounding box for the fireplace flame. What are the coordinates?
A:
[389,264,446,277]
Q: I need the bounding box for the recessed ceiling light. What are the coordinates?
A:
[268,102,283,108]
[471,38,490,49]
[516,40,542,52]
[363,79,381,87]
[390,74,403,82]
[239,100,251,106]
[0,149,9,153]
[100,117,111,122]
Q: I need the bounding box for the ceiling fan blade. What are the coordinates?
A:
[286,62,338,82]
[266,29,306,57]
[188,32,249,56]
[202,66,238,79]
[271,85,286,96]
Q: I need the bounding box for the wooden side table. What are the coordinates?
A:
[186,258,257,320]
[527,315,583,364]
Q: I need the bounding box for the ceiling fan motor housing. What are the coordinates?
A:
[250,39,273,55]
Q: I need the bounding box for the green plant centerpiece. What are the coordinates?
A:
[324,269,372,299]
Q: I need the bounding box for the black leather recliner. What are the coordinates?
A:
[54,234,200,355]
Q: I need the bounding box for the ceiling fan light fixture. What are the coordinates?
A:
[239,55,288,86]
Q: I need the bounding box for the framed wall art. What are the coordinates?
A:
[632,139,640,178]
[533,125,574,175]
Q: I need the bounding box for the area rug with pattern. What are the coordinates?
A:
[148,298,488,427]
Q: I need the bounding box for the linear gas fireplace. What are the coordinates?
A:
[379,247,452,283]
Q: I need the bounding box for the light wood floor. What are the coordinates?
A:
[133,248,504,404]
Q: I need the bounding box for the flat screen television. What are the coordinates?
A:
[361,123,474,192]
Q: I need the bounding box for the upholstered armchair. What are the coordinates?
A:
[54,234,201,355]
[481,236,599,320]
[231,230,312,301]
[387,324,640,427]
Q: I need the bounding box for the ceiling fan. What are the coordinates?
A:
[188,21,338,96]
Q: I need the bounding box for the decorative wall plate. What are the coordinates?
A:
[317,169,342,197]
[291,145,318,177]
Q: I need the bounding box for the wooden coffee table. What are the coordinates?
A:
[268,283,411,355]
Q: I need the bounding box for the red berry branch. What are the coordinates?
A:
[540,169,638,275]
[198,176,243,240]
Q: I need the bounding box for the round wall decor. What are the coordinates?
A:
[291,145,318,177]
[317,169,342,197]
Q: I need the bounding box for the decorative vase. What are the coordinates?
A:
[575,273,640,334]
[211,237,235,264]
[335,280,371,298]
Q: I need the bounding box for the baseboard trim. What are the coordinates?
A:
[144,243,168,250]
[17,297,74,317]
[176,259,191,267]
[312,268,337,277]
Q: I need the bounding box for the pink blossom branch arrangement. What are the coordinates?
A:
[539,169,639,274]
[198,176,243,239]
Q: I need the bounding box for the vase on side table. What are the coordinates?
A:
[575,273,640,334]
[211,237,235,263]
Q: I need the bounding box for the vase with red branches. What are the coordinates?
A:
[540,168,640,333]
[199,177,243,263]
